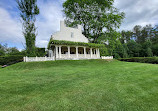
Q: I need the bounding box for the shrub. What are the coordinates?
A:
[118,57,158,64]
[0,55,23,65]
[36,48,46,57]
[100,47,109,56]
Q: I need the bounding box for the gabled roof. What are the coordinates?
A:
[51,21,89,43]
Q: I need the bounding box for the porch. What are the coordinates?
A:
[53,45,100,60]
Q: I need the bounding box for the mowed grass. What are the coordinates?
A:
[0,60,158,111]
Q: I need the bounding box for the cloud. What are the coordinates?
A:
[0,0,65,49]
[36,0,64,48]
[0,0,158,50]
[114,0,158,30]
[0,7,24,48]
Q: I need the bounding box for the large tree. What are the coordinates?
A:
[17,0,39,56]
[63,0,125,43]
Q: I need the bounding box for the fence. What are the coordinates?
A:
[101,56,113,59]
[23,56,55,62]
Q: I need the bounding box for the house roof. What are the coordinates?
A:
[51,21,89,43]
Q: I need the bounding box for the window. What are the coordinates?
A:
[71,32,74,38]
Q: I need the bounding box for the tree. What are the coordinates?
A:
[7,47,20,55]
[151,25,158,44]
[152,44,158,56]
[120,30,133,44]
[106,31,122,56]
[17,0,39,56]
[127,40,141,57]
[133,25,142,44]
[146,48,153,57]
[142,40,153,57]
[0,44,5,56]
[63,0,125,43]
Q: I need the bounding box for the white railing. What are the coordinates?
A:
[92,54,97,58]
[101,56,113,59]
[86,54,91,58]
[78,54,85,58]
[57,54,99,60]
[61,54,68,58]
[70,54,76,58]
[23,56,55,62]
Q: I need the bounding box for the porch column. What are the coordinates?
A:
[59,46,61,58]
[90,48,93,58]
[76,46,78,58]
[55,45,58,58]
[98,48,100,58]
[96,48,98,58]
[68,46,70,58]
[84,47,86,58]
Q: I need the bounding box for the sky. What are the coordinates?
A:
[0,0,158,50]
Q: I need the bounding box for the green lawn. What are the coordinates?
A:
[0,60,158,111]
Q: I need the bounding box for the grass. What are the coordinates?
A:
[0,60,158,111]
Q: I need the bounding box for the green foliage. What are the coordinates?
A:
[100,47,109,56]
[48,40,105,48]
[106,31,122,56]
[146,48,153,57]
[63,0,125,43]
[152,44,158,56]
[0,50,5,56]
[127,40,141,57]
[141,40,153,57]
[7,47,20,55]
[0,43,7,56]
[119,57,158,64]
[17,0,39,56]
[36,48,46,57]
[120,30,133,43]
[0,55,23,65]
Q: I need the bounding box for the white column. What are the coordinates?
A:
[55,45,58,58]
[68,46,70,58]
[84,47,86,58]
[23,57,25,62]
[96,48,98,58]
[76,46,78,58]
[59,46,61,58]
[98,48,100,58]
[36,56,37,61]
[25,56,28,62]
[90,48,93,58]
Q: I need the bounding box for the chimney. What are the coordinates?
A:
[78,24,82,32]
[60,21,65,31]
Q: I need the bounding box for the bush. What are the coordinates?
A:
[36,48,46,57]
[100,47,109,56]
[118,57,158,64]
[0,55,24,65]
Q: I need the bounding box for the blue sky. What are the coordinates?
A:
[0,0,158,50]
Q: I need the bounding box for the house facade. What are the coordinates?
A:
[48,21,103,60]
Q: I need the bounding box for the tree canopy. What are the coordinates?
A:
[17,0,39,56]
[63,0,125,43]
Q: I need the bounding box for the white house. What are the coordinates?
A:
[48,21,102,60]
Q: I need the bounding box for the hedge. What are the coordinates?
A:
[0,55,24,65]
[48,40,105,49]
[118,57,158,64]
